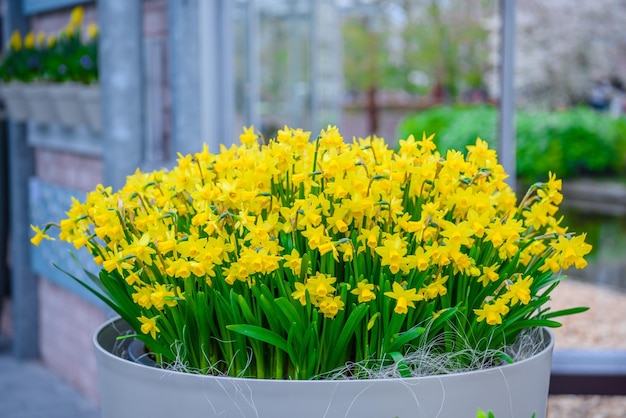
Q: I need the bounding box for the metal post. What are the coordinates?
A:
[499,0,516,192]
[99,0,144,190]
[2,0,38,360]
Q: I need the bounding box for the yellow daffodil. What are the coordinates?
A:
[351,280,376,303]
[30,125,592,379]
[384,282,423,315]
[504,275,533,306]
[474,299,510,325]
[29,225,55,246]
[239,125,258,146]
[138,315,160,339]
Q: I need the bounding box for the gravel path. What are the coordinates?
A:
[547,279,626,417]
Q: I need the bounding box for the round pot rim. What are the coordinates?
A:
[94,316,554,385]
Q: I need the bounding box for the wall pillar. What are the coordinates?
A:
[168,0,235,156]
[2,0,38,359]
[99,0,144,190]
[498,0,516,192]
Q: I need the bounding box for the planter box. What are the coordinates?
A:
[76,84,101,133]
[1,82,31,121]
[0,81,100,132]
[47,83,86,128]
[22,83,58,124]
[95,317,555,418]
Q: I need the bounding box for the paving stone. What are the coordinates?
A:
[0,340,101,418]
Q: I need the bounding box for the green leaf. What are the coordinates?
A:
[503,319,562,335]
[429,307,458,335]
[300,252,310,281]
[275,297,305,336]
[387,326,426,353]
[236,294,259,324]
[68,251,107,293]
[227,324,289,353]
[328,303,369,367]
[53,263,116,311]
[390,351,412,378]
[543,306,589,319]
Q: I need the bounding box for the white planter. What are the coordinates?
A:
[94,317,554,418]
[47,83,87,128]
[21,83,58,124]
[77,84,101,133]
[0,82,30,121]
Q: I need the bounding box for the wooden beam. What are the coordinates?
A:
[550,350,626,395]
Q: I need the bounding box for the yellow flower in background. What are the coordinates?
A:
[24,31,35,49]
[87,22,98,38]
[36,31,46,46]
[47,34,56,47]
[9,30,22,51]
[69,5,84,27]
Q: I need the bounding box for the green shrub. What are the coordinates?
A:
[397,106,626,182]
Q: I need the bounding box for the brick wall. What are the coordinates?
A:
[38,278,107,404]
[35,149,103,191]
[30,3,98,34]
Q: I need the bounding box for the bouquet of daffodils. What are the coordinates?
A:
[32,126,591,379]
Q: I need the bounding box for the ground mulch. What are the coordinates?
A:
[548,279,626,417]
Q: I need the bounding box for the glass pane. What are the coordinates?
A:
[233,0,314,138]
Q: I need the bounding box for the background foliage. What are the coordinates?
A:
[397,105,626,182]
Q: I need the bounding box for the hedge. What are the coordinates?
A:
[397,105,626,182]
